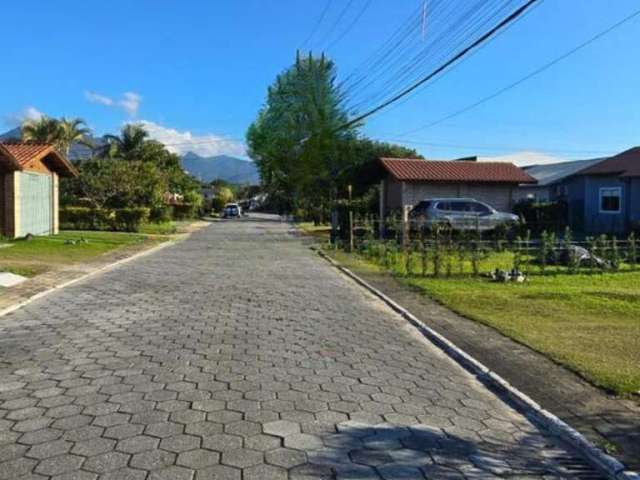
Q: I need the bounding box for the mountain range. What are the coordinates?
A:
[0,128,259,185]
[181,152,259,184]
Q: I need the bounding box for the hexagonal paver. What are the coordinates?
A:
[221,448,263,468]
[265,447,307,468]
[262,420,300,438]
[283,433,324,451]
[201,434,243,452]
[243,464,288,480]
[185,421,222,437]
[146,421,185,438]
[244,434,281,451]
[100,467,147,480]
[26,439,72,459]
[130,449,176,471]
[72,437,117,457]
[192,400,225,412]
[34,453,84,476]
[159,434,200,453]
[148,465,195,480]
[83,451,130,473]
[224,421,261,437]
[103,423,145,440]
[117,434,160,453]
[196,464,240,480]
[176,448,220,468]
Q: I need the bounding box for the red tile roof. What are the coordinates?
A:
[0,142,78,177]
[380,158,536,184]
[0,142,53,167]
[577,146,640,178]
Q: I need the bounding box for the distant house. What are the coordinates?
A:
[515,158,604,203]
[378,157,536,218]
[516,147,640,235]
[0,142,77,238]
[564,147,640,235]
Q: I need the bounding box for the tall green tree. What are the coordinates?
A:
[246,52,357,213]
[58,118,93,155]
[22,116,93,155]
[100,124,149,160]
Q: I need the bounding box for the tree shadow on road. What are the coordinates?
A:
[287,422,605,479]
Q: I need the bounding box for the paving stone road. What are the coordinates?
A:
[0,215,604,479]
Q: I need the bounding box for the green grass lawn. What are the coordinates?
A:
[0,231,156,277]
[330,249,640,395]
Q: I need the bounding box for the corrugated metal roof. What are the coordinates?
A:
[523,158,605,186]
[380,158,536,184]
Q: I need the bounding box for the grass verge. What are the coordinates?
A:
[0,231,159,278]
[328,249,640,396]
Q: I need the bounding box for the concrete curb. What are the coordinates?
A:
[314,248,638,480]
[0,239,177,319]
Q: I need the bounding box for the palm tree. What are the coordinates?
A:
[58,118,93,156]
[21,116,61,145]
[21,116,92,156]
[100,124,149,160]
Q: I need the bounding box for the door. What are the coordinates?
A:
[19,172,52,236]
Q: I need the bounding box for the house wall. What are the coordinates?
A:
[384,178,404,211]
[582,175,627,235]
[563,176,586,232]
[401,182,515,212]
[629,178,640,229]
[513,186,551,203]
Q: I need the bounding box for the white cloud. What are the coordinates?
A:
[119,92,142,117]
[480,151,566,167]
[137,120,246,157]
[84,91,114,106]
[3,106,45,126]
[84,90,142,117]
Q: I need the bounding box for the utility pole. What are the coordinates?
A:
[348,184,354,252]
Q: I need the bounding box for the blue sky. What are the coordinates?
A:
[2,0,639,163]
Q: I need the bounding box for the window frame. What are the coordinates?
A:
[599,187,622,214]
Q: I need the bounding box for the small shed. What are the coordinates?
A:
[378,157,536,218]
[0,142,78,238]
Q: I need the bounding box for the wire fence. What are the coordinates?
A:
[327,214,638,278]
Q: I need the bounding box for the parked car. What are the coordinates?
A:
[223,203,242,219]
[408,198,519,232]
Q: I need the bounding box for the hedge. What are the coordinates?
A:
[60,207,150,232]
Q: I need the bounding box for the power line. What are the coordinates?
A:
[336,0,540,132]
[393,4,640,137]
[325,0,373,52]
[314,0,356,51]
[299,0,333,49]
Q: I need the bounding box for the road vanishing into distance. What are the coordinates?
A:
[0,214,602,479]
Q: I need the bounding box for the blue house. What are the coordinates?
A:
[518,147,640,236]
[568,147,640,235]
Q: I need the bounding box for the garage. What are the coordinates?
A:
[0,142,77,238]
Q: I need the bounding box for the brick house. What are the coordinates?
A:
[0,142,78,238]
[379,157,536,218]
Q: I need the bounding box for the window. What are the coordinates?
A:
[599,187,621,213]
[436,201,451,211]
[471,202,491,215]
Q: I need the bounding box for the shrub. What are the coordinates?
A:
[114,208,150,232]
[60,207,114,230]
[172,204,197,220]
[150,206,172,223]
[514,200,568,235]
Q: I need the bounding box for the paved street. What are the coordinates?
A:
[0,215,601,479]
